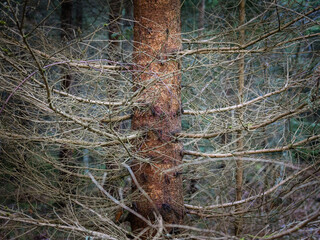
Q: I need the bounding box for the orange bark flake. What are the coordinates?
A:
[130,0,184,235]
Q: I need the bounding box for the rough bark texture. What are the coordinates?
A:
[130,0,184,235]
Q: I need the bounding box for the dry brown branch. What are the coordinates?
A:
[176,6,320,57]
[181,157,301,170]
[0,131,132,147]
[88,172,154,229]
[182,83,301,115]
[242,5,320,49]
[0,210,118,239]
[264,208,320,239]
[184,134,320,158]
[184,161,319,210]
[178,98,316,139]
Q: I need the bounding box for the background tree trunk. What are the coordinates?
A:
[130,0,184,236]
[60,0,73,41]
[75,0,82,36]
[59,0,75,202]
[108,0,122,51]
[198,0,205,32]
[234,0,246,236]
[60,0,73,91]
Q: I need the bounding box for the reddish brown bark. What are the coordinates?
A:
[130,0,184,235]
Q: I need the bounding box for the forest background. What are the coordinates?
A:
[0,0,320,239]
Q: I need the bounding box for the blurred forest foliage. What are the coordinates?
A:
[0,0,320,239]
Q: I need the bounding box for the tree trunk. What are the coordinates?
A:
[198,0,205,32]
[130,0,184,236]
[60,0,73,41]
[104,1,123,185]
[75,0,82,36]
[108,0,122,51]
[60,0,73,91]
[234,0,246,236]
[59,0,75,203]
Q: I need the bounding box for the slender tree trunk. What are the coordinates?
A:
[108,0,122,52]
[60,0,73,91]
[130,0,184,236]
[235,0,246,236]
[59,0,75,202]
[107,0,122,105]
[75,0,82,35]
[103,1,123,193]
[198,0,205,32]
[60,0,73,41]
